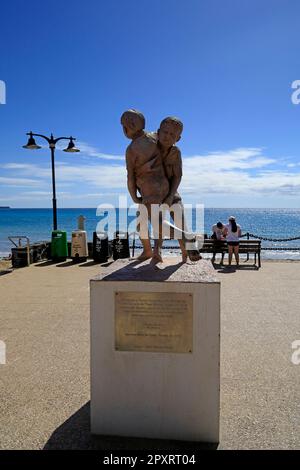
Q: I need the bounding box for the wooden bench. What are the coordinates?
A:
[199,239,261,268]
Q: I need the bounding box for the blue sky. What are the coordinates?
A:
[1,0,300,208]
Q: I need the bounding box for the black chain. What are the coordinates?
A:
[242,233,300,242]
[131,232,300,246]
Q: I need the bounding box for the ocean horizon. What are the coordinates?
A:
[1,207,300,259]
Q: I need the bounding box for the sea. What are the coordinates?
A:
[1,207,300,260]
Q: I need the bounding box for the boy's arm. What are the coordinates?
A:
[126,148,142,204]
[164,149,182,206]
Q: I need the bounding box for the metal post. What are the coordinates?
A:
[50,146,58,231]
[246,232,249,262]
[132,232,136,257]
[26,237,30,266]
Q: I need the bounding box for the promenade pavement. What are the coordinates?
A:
[0,258,299,450]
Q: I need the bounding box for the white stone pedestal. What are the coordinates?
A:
[90,258,220,443]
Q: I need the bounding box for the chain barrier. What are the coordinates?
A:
[131,230,300,243]
[130,232,300,254]
[241,233,300,242]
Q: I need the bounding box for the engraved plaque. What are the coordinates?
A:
[115,291,193,353]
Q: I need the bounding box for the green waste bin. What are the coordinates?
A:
[51,230,68,261]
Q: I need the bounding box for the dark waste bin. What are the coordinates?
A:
[111,231,130,260]
[11,247,33,268]
[51,230,68,261]
[93,232,109,263]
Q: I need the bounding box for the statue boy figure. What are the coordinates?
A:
[157,117,201,262]
[121,109,169,261]
[121,109,200,263]
[156,116,188,262]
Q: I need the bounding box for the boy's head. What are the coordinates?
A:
[158,116,183,149]
[120,109,145,139]
[217,222,223,229]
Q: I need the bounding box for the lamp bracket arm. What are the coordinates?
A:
[27,133,51,144]
[54,136,76,144]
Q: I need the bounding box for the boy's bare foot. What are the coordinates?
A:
[187,250,202,261]
[137,251,153,261]
[182,253,188,263]
[150,252,163,265]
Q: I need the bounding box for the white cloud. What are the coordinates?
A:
[2,147,300,205]
[1,163,51,178]
[84,192,125,197]
[183,147,275,172]
[287,163,300,168]
[21,191,70,196]
[0,176,42,187]
[180,148,300,197]
[57,141,124,161]
[55,164,126,187]
[2,163,34,170]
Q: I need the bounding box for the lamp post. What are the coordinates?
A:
[22,132,80,231]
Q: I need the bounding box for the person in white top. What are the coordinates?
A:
[211,221,225,263]
[224,216,242,266]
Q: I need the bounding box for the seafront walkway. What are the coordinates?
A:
[0,259,299,450]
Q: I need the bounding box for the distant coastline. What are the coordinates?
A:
[0,206,10,209]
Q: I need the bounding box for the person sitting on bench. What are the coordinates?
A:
[211,221,225,263]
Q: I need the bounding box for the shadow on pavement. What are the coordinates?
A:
[79,260,99,267]
[34,260,59,267]
[100,261,114,267]
[56,261,76,267]
[44,402,218,450]
[0,269,13,276]
[213,262,259,273]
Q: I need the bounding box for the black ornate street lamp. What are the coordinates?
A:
[22,132,80,230]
